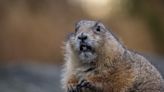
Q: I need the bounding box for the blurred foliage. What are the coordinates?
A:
[127,0,164,54]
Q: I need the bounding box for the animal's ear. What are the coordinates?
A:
[75,22,80,33]
[65,32,74,41]
[75,21,79,27]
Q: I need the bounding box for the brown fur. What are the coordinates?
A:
[61,20,164,92]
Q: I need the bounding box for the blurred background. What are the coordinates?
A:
[0,0,163,92]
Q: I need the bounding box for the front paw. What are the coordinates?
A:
[67,80,93,92]
[67,84,77,92]
[77,79,92,89]
[67,83,82,92]
[77,79,97,91]
[66,75,79,92]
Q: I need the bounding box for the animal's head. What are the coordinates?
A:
[66,20,124,64]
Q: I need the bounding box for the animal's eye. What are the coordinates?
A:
[96,26,101,32]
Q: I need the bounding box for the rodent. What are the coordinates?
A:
[61,20,164,92]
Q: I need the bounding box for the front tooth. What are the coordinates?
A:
[83,46,87,50]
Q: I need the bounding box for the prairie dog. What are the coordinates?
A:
[61,20,164,92]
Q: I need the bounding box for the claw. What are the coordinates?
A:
[76,86,81,92]
[67,79,96,92]
[79,79,92,88]
[67,85,77,92]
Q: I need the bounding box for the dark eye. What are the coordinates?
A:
[96,26,101,32]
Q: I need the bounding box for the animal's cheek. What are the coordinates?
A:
[96,38,105,47]
[92,35,101,41]
[69,40,78,49]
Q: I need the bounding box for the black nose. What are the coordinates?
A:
[78,33,88,42]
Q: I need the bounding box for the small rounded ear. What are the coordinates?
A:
[65,32,74,41]
[75,22,80,33]
[75,21,79,27]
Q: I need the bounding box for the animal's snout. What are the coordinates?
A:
[78,33,88,42]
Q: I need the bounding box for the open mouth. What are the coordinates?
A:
[79,42,93,52]
[78,42,97,62]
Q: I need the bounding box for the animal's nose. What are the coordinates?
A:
[78,33,88,42]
